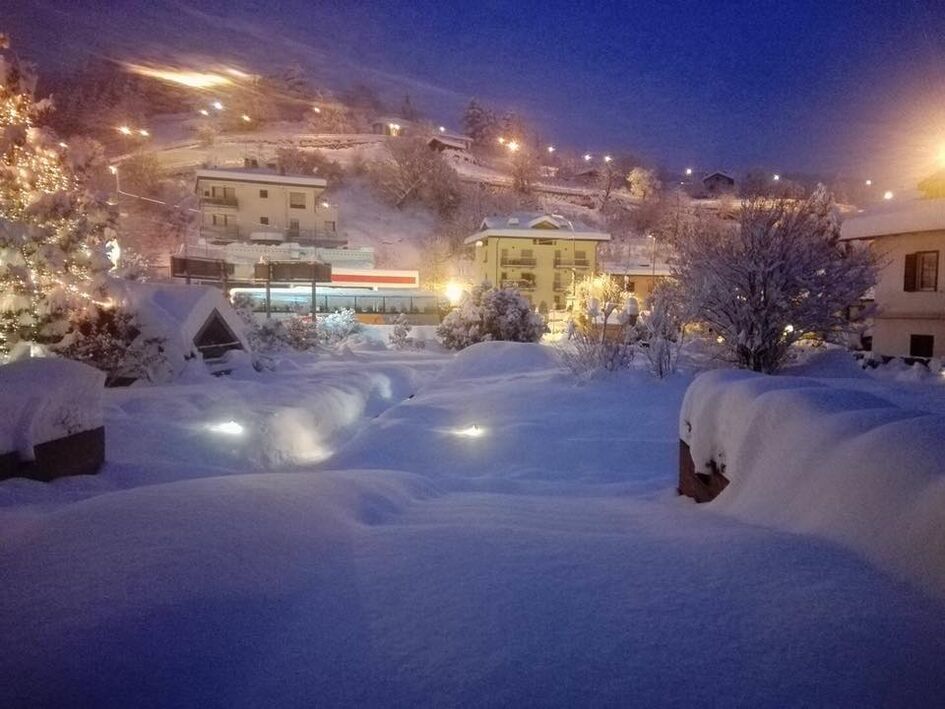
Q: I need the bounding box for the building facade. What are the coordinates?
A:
[465,214,611,314]
[841,201,945,358]
[195,168,342,248]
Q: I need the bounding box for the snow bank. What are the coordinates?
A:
[439,341,560,381]
[0,358,105,458]
[680,369,945,595]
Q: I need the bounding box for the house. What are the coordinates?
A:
[601,264,672,304]
[195,167,343,248]
[701,171,736,196]
[427,133,472,153]
[112,281,250,375]
[464,213,611,314]
[841,200,945,358]
[371,117,412,136]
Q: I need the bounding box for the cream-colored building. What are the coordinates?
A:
[195,168,342,247]
[841,200,945,358]
[464,214,611,315]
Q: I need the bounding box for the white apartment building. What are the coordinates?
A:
[195,168,343,248]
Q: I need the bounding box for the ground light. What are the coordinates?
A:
[884,191,894,200]
[207,420,244,436]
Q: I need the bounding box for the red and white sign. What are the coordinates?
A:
[330,269,419,289]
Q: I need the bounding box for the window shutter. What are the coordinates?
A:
[933,251,940,291]
[904,253,917,292]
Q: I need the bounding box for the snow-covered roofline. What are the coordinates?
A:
[702,171,735,182]
[196,168,327,188]
[840,199,945,241]
[464,227,611,245]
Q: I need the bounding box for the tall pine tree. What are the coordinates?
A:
[0,35,115,357]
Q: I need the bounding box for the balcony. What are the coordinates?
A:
[201,196,239,208]
[500,257,537,267]
[501,279,536,291]
[200,225,347,248]
[554,258,590,269]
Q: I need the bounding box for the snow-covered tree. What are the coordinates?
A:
[388,312,413,350]
[437,283,545,350]
[370,137,460,215]
[0,36,116,357]
[274,146,344,184]
[318,308,360,344]
[626,166,661,201]
[561,274,638,375]
[671,187,876,373]
[638,283,686,379]
[461,99,498,147]
[510,149,539,194]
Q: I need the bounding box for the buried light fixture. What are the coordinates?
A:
[207,420,244,436]
[453,424,485,438]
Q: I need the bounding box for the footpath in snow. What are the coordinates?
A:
[1,343,944,706]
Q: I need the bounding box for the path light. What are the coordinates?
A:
[241,114,252,122]
[58,141,68,148]
[117,125,132,135]
[198,108,210,116]
[453,424,485,438]
[884,190,894,200]
[212,100,224,111]
[865,179,872,186]
[207,420,244,436]
[138,129,150,137]
[784,324,795,334]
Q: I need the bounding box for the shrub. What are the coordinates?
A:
[437,283,544,350]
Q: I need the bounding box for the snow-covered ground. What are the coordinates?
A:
[2,342,945,706]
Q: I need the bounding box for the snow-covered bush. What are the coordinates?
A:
[561,275,638,376]
[318,308,361,345]
[388,313,413,350]
[52,305,169,385]
[671,187,876,373]
[638,284,686,378]
[437,283,545,350]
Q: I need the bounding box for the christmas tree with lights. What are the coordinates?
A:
[0,34,115,358]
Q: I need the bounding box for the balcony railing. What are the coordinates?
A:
[200,225,347,248]
[201,196,239,207]
[501,279,536,290]
[500,257,537,267]
[554,258,590,268]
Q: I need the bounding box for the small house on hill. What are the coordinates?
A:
[112,282,250,376]
[702,171,736,196]
[427,133,472,153]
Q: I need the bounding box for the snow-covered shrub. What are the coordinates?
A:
[388,313,413,350]
[638,284,686,379]
[284,316,319,350]
[671,187,876,373]
[53,305,169,385]
[561,274,638,376]
[437,283,545,350]
[318,308,361,345]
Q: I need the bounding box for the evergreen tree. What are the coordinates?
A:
[0,35,115,357]
[461,99,497,146]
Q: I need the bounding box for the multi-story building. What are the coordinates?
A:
[841,200,945,358]
[464,214,611,314]
[195,167,343,248]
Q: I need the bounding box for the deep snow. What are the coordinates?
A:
[2,342,945,707]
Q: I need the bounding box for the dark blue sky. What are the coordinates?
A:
[9,1,945,185]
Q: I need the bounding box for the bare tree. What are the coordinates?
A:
[627,166,661,201]
[510,149,539,194]
[369,137,460,214]
[672,186,877,373]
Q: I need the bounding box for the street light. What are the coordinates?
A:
[212,100,224,111]
[884,190,894,200]
[498,137,506,145]
[583,153,592,161]
[507,140,520,152]
[241,114,252,122]
[547,145,555,153]
[685,167,693,176]
[604,155,613,163]
[198,108,210,116]
[312,105,321,114]
[138,129,150,137]
[117,125,132,136]
[438,125,446,132]
[773,174,781,182]
[865,179,872,186]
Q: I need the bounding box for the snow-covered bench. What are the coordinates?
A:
[0,358,106,481]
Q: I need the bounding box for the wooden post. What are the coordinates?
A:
[265,262,272,319]
[220,259,229,296]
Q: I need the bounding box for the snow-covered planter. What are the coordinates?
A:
[0,358,106,481]
[679,369,945,596]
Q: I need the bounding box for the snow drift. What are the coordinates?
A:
[680,369,945,596]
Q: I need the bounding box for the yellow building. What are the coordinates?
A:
[195,168,343,247]
[464,214,611,315]
[841,200,945,358]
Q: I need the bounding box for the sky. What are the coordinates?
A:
[7,0,945,187]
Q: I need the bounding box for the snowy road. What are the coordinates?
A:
[2,344,944,706]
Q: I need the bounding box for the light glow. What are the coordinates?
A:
[207,420,244,436]
[241,114,252,122]
[117,125,132,135]
[453,424,484,438]
[865,179,872,186]
[773,174,781,181]
[685,167,693,176]
[884,190,894,200]
[547,145,555,153]
[212,100,224,111]
[583,153,592,161]
[604,155,612,163]
[438,125,446,132]
[124,63,237,89]
[444,280,464,306]
[198,108,210,116]
[507,140,520,152]
[138,129,150,137]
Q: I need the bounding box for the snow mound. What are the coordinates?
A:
[440,341,560,381]
[0,358,105,458]
[783,346,869,379]
[681,369,945,596]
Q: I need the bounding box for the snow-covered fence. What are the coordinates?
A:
[679,369,945,596]
[0,358,106,481]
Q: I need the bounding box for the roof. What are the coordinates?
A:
[464,213,611,245]
[196,168,327,188]
[427,135,470,150]
[702,171,735,183]
[601,262,672,277]
[840,199,945,241]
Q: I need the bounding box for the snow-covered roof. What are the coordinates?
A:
[110,281,250,372]
[702,171,735,183]
[600,262,672,277]
[840,199,945,241]
[195,168,327,188]
[465,214,610,245]
[427,135,470,150]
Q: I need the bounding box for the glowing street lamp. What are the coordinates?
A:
[198,108,210,116]
[547,145,555,153]
[498,137,506,145]
[312,105,321,114]
[507,140,520,152]
[685,167,693,176]
[865,179,872,186]
[138,129,150,137]
[117,125,133,136]
[241,114,252,122]
[773,174,781,182]
[583,153,592,162]
[444,280,464,306]
[438,125,446,132]
[207,420,244,436]
[604,155,613,163]
[212,100,224,111]
[58,141,68,149]
[884,190,894,200]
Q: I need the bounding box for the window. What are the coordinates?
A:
[626,280,636,293]
[289,192,306,209]
[211,213,230,226]
[910,334,934,358]
[259,189,268,198]
[259,217,269,225]
[288,218,299,234]
[324,220,336,232]
[904,251,939,292]
[534,239,555,246]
